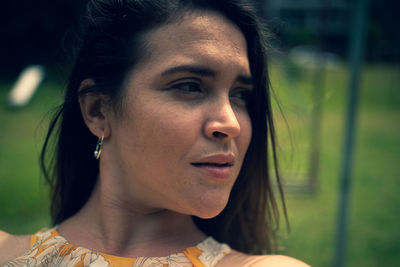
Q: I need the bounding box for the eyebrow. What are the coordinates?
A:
[237,75,253,86]
[161,65,215,77]
[161,64,253,86]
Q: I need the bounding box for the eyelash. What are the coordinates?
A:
[230,89,253,106]
[170,81,202,94]
[169,80,252,106]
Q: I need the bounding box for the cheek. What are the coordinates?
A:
[131,103,199,159]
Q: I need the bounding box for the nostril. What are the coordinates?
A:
[213,131,228,138]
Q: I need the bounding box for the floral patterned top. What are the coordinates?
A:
[4,228,231,267]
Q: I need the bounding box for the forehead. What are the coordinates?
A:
[137,11,250,75]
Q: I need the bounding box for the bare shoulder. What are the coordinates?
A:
[247,255,310,267]
[218,249,310,267]
[0,230,31,265]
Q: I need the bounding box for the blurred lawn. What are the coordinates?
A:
[0,62,399,266]
[0,80,63,233]
[270,61,400,267]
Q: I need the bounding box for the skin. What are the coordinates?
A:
[63,10,253,257]
[0,11,309,266]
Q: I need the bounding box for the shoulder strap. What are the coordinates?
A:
[184,237,231,267]
[183,246,205,267]
[29,228,57,248]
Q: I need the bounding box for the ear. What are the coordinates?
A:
[78,79,111,139]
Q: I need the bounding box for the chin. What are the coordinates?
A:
[189,196,229,219]
[195,211,223,220]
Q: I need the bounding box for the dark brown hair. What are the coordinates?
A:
[41,0,286,254]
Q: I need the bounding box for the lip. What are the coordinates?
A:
[193,154,235,165]
[191,153,235,179]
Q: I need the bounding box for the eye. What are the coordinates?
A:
[230,88,253,107]
[170,80,202,94]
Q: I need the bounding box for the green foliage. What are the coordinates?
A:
[0,62,399,266]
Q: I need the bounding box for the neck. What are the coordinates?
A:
[57,179,207,257]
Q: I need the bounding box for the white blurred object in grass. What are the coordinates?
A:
[289,45,343,70]
[8,65,45,107]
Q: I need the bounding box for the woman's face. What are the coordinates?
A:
[104,11,252,218]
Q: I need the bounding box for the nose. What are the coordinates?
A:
[204,99,241,141]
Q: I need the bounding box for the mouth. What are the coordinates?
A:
[191,162,233,167]
[191,153,235,167]
[191,154,235,179]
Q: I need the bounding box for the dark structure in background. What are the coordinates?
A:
[264,0,350,56]
[0,0,85,79]
[0,0,398,79]
[263,0,399,62]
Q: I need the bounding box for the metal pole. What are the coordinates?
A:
[334,0,369,266]
[307,0,331,191]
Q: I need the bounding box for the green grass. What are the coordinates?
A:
[0,80,63,233]
[0,62,399,266]
[270,61,400,266]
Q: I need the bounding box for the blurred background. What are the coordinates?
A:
[0,0,399,266]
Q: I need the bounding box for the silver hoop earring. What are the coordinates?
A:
[94,134,104,160]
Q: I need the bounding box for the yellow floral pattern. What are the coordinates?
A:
[4,228,231,267]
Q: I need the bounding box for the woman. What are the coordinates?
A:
[0,0,309,266]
